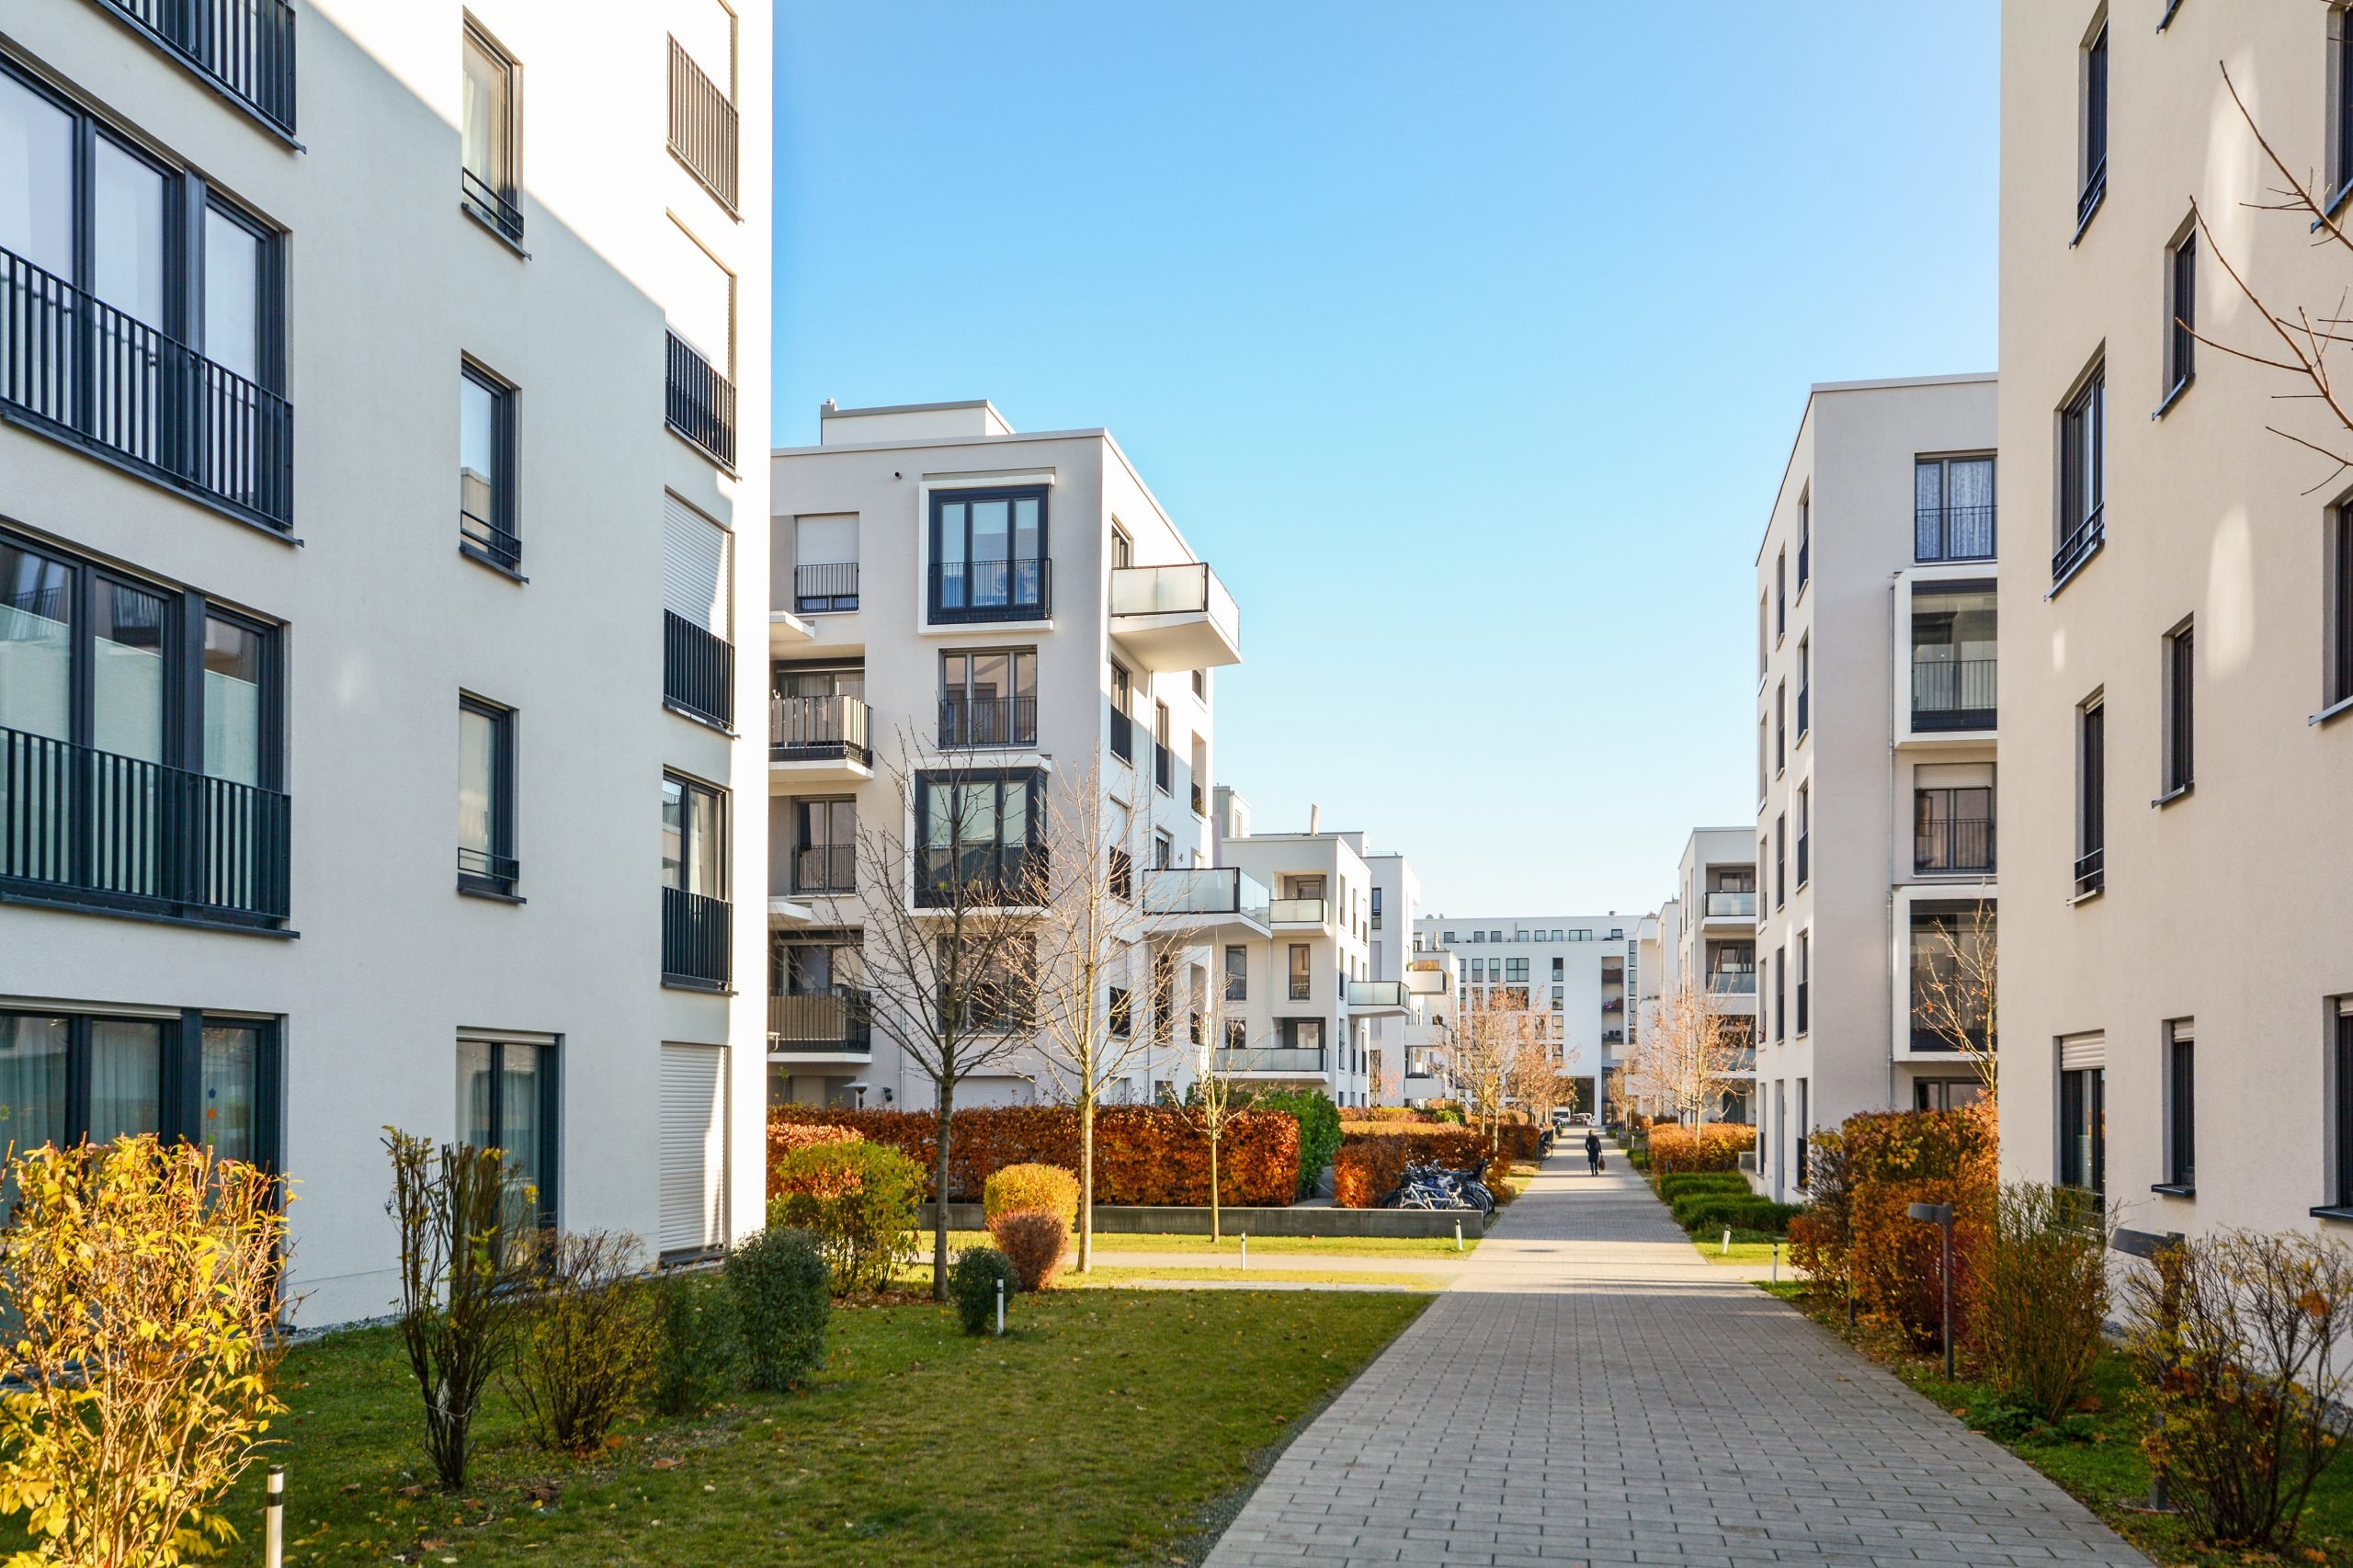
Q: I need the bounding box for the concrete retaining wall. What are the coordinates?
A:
[916,1202,1493,1238]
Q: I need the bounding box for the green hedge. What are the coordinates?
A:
[1656,1172,1750,1203]
[1671,1193,1804,1235]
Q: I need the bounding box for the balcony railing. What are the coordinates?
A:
[1708,971,1757,995]
[1796,683,1810,738]
[666,37,738,211]
[1153,737,1172,794]
[460,499,520,573]
[1,245,293,531]
[461,166,523,244]
[1915,815,1995,875]
[1348,981,1408,1009]
[768,986,870,1054]
[1703,890,1756,918]
[665,329,735,469]
[791,844,855,897]
[1915,504,1997,562]
[2053,507,2103,582]
[2075,846,2105,898]
[1213,1047,1324,1074]
[1,726,290,926]
[98,0,297,134]
[1190,780,1206,817]
[769,694,870,766]
[664,612,734,730]
[1912,655,1997,731]
[916,844,1042,908]
[938,695,1037,749]
[1108,561,1240,642]
[1109,705,1133,764]
[458,845,518,898]
[661,885,731,989]
[1140,865,1271,926]
[1269,897,1328,926]
[1797,831,1810,886]
[793,561,858,615]
[1908,1020,1995,1056]
[928,557,1050,624]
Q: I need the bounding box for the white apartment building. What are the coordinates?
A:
[1668,826,1759,1122]
[765,400,1243,1110]
[1997,3,2353,1233]
[1412,914,1638,1117]
[1751,375,1998,1203]
[0,1,773,1324]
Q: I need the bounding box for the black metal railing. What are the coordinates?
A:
[2053,506,2104,582]
[666,36,738,211]
[767,986,870,1053]
[1796,981,1810,1035]
[791,844,855,896]
[665,329,735,468]
[1,245,292,531]
[664,611,734,730]
[1153,737,1172,794]
[792,561,858,614]
[1797,537,1809,590]
[1796,831,1810,886]
[1190,780,1206,817]
[98,0,297,134]
[927,557,1051,624]
[661,885,731,988]
[1,725,289,926]
[938,695,1037,749]
[1796,683,1810,738]
[1915,815,1995,875]
[460,166,524,244]
[460,502,520,572]
[2075,846,2105,898]
[1109,705,1133,764]
[457,846,518,897]
[769,695,870,765]
[2077,160,2107,231]
[915,844,1041,908]
[1912,656,1997,730]
[1915,504,1997,562]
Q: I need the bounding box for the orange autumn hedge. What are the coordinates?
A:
[1645,1122,1756,1174]
[767,1105,1298,1207]
[1796,1106,1995,1348]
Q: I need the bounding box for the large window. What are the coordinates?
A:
[791,798,855,895]
[941,649,1037,747]
[1915,785,1995,874]
[1795,931,1810,1035]
[1796,783,1811,886]
[2057,363,2106,582]
[0,532,284,926]
[661,773,730,987]
[2165,227,2197,401]
[457,1037,556,1233]
[0,1009,278,1178]
[1915,456,1995,562]
[2076,698,2106,896]
[460,20,522,241]
[1911,584,1997,731]
[915,769,1040,906]
[2078,20,2109,232]
[1288,943,1311,1002]
[2163,619,2195,798]
[2059,1065,2105,1195]
[2165,1020,2196,1190]
[1224,944,1247,1002]
[458,696,517,897]
[667,1,740,210]
[1909,902,1995,1055]
[929,488,1048,623]
[460,364,518,570]
[2335,1009,2353,1210]
[2330,503,2353,708]
[662,496,734,730]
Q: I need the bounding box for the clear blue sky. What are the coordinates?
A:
[772,4,1997,916]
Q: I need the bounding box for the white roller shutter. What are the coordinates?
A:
[658,1042,727,1256]
[795,513,858,565]
[2059,1034,2106,1071]
[664,494,731,637]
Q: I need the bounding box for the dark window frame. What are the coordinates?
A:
[457,694,518,898]
[2332,501,2353,710]
[2165,227,2198,401]
[0,1006,285,1172]
[2163,619,2195,797]
[2076,697,2107,896]
[912,767,1043,907]
[2164,1023,2195,1189]
[457,1035,561,1233]
[2057,361,2107,584]
[459,359,521,573]
[460,17,525,244]
[2078,20,2109,234]
[2059,1064,2107,1195]
[1914,454,1999,562]
[926,485,1051,624]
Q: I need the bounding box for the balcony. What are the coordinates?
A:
[1702,889,1756,922]
[1708,971,1757,996]
[928,557,1050,625]
[1108,562,1242,671]
[1140,866,1270,934]
[1269,897,1328,927]
[768,986,870,1057]
[916,844,1042,909]
[1190,780,1206,817]
[0,726,290,930]
[1347,981,1409,1014]
[663,612,734,731]
[1212,1047,1325,1076]
[768,695,871,785]
[792,562,858,616]
[1912,655,1996,733]
[1603,1029,1625,1045]
[790,844,855,898]
[1915,816,1995,876]
[1,245,292,532]
[1404,965,1449,996]
[661,885,731,990]
[665,329,735,469]
[1915,504,1996,563]
[666,36,738,211]
[2053,507,2104,584]
[938,695,1037,750]
[97,0,297,135]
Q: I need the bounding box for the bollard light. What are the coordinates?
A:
[1454,1219,1463,1252]
[1240,1233,1248,1270]
[1721,1226,1732,1256]
[995,1276,1005,1337]
[264,1465,285,1568]
[1905,1200,1957,1380]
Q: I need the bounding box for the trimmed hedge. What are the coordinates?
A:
[1671,1192,1803,1235]
[982,1163,1078,1225]
[768,1106,1299,1207]
[1247,1089,1341,1197]
[1646,1122,1757,1174]
[1655,1172,1751,1203]
[764,1120,859,1184]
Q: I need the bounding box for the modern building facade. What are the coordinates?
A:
[765,400,1243,1110]
[1412,913,1638,1116]
[1671,826,1759,1122]
[1997,1,2353,1232]
[0,0,774,1324]
[1751,375,1999,1202]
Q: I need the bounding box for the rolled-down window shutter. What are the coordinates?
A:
[658,1042,727,1256]
[664,495,732,638]
[2059,1034,2106,1071]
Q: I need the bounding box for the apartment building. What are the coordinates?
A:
[1751,375,1998,1203]
[1998,3,2353,1232]
[765,400,1243,1110]
[0,2,773,1324]
[1669,826,1760,1122]
[1399,943,1461,1103]
[1412,914,1637,1117]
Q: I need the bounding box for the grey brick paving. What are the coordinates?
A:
[1202,1152,2152,1568]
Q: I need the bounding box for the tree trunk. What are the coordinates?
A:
[1078,1089,1096,1273]
[1209,1130,1222,1244]
[932,1079,955,1302]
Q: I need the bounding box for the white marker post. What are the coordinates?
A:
[264,1465,285,1568]
[995,1277,1005,1337]
[1721,1227,1732,1256]
[1454,1220,1463,1253]
[1239,1233,1248,1270]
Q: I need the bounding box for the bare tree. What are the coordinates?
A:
[1451,985,1546,1152]
[831,739,1043,1301]
[1176,968,1251,1243]
[1912,892,1997,1101]
[1621,980,1748,1129]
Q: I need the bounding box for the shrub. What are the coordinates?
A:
[988,1210,1068,1291]
[1973,1183,2109,1423]
[1656,1172,1751,1203]
[770,1140,924,1295]
[0,1135,288,1565]
[1802,1107,1995,1346]
[1332,1142,1406,1209]
[503,1230,662,1454]
[2123,1229,2353,1549]
[1788,1210,1847,1296]
[983,1163,1079,1225]
[949,1247,1019,1335]
[1645,1122,1757,1174]
[763,1121,861,1194]
[726,1228,830,1392]
[649,1270,738,1417]
[1249,1089,1342,1197]
[1671,1193,1802,1235]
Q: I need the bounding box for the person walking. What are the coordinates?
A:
[1584,1129,1603,1176]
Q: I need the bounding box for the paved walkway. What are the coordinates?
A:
[1204,1150,2151,1567]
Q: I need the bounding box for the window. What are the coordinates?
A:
[662,495,734,729]
[2163,620,2195,797]
[2335,1008,2353,1210]
[2057,361,2106,582]
[1506,959,1529,983]
[915,769,1040,907]
[667,1,740,210]
[1109,662,1134,763]
[1224,945,1247,1002]
[1915,1079,1985,1112]
[0,533,285,926]
[1915,786,1995,873]
[791,799,855,895]
[660,773,730,987]
[2078,19,2109,232]
[2165,228,2197,399]
[2059,1065,2106,1194]
[2165,1021,2196,1189]
[1370,887,1383,930]
[1915,457,1996,562]
[1796,784,1811,886]
[1773,947,1785,1041]
[1757,593,1768,678]
[1552,956,1563,980]
[938,935,1036,1032]
[460,20,523,241]
[1797,493,1811,591]
[0,67,289,528]
[458,697,517,897]
[1909,903,1995,1054]
[1153,830,1173,869]
[1288,943,1311,1002]
[1796,638,1811,739]
[929,487,1048,623]
[0,1010,279,1183]
[791,514,859,614]
[1151,952,1175,1044]
[1277,1017,1323,1056]
[1153,701,1172,794]
[458,1036,556,1233]
[460,364,519,570]
[1911,584,1998,730]
[663,220,736,465]
[1775,548,1787,641]
[941,649,1037,747]
[2337,10,2353,205]
[2076,698,2106,896]
[1775,679,1786,773]
[1774,813,1786,909]
[1192,668,1207,700]
[1108,986,1132,1038]
[2331,504,2353,708]
[1796,931,1810,1034]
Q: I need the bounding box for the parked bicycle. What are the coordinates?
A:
[1380,1160,1495,1213]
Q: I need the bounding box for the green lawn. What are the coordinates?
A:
[938,1229,1482,1259]
[1685,1236,1784,1267]
[1074,1266,1441,1290]
[207,1288,1427,1567]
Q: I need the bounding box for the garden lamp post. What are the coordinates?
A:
[1905,1200,1956,1379]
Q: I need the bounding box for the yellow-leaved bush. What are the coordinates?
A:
[982,1163,1080,1224]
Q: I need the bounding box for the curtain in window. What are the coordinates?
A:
[90,1019,164,1143]
[200,1024,258,1162]
[0,542,71,742]
[0,1015,68,1153]
[203,617,265,786]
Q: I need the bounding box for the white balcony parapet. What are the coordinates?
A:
[1108,562,1242,671]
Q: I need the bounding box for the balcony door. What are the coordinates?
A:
[1914,778,1995,874]
[1911,584,1997,730]
[793,798,855,894]
[931,487,1046,619]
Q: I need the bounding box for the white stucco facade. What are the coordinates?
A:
[1411,912,1639,1115]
